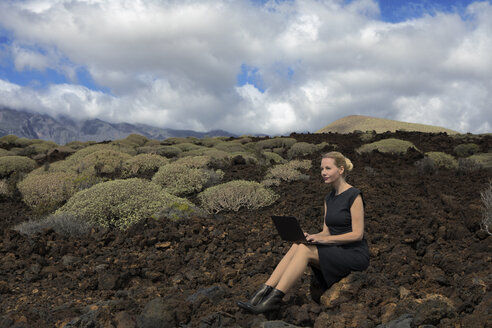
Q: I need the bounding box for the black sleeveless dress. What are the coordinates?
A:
[313,187,370,289]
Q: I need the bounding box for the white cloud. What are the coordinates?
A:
[0,0,490,134]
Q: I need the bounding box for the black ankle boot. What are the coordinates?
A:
[248,284,273,305]
[236,284,273,310]
[238,288,285,314]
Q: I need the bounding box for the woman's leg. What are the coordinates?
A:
[275,244,319,293]
[264,243,300,287]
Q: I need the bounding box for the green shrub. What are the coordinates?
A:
[457,157,482,174]
[173,155,212,168]
[359,131,376,143]
[122,154,168,178]
[153,202,206,221]
[198,180,279,213]
[123,134,148,147]
[214,142,246,153]
[0,149,12,157]
[255,137,297,151]
[14,138,35,148]
[180,149,231,166]
[14,213,93,237]
[137,145,182,158]
[287,142,326,159]
[468,153,492,169]
[0,135,19,147]
[20,141,58,156]
[480,181,492,235]
[76,150,132,177]
[262,151,285,164]
[174,142,204,152]
[152,162,224,196]
[163,137,199,145]
[0,179,11,198]
[143,139,162,147]
[56,178,194,230]
[64,140,95,150]
[425,152,458,169]
[454,143,480,158]
[197,137,224,148]
[0,156,37,178]
[230,152,260,165]
[357,138,418,154]
[17,172,77,215]
[69,144,134,163]
[264,160,312,183]
[415,157,436,175]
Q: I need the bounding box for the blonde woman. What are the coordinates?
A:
[237,152,370,314]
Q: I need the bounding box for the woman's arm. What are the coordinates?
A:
[306,195,364,244]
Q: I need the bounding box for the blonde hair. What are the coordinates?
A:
[322,152,353,177]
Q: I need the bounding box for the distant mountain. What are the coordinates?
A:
[0,107,236,145]
[316,115,459,134]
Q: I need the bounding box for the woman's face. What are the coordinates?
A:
[320,157,343,184]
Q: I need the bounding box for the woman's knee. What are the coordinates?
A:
[295,244,318,259]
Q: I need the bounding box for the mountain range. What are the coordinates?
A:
[0,107,236,145]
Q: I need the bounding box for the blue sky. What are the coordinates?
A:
[0,0,491,134]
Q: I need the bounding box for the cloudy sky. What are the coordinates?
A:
[0,0,491,135]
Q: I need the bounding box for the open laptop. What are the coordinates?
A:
[271,215,318,244]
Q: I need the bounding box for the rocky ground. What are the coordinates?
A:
[1,132,491,328]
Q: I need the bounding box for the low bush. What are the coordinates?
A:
[19,141,58,157]
[143,139,162,147]
[287,142,328,159]
[198,138,226,148]
[457,158,482,174]
[76,150,132,177]
[425,152,458,169]
[229,152,259,165]
[152,162,224,196]
[264,160,312,183]
[122,154,168,178]
[174,143,205,152]
[0,179,11,198]
[56,178,194,230]
[123,134,149,147]
[14,212,93,237]
[153,202,206,221]
[415,157,436,175]
[0,156,37,178]
[64,140,95,150]
[0,135,19,147]
[17,172,77,215]
[454,143,480,158]
[357,138,418,154]
[480,181,492,235]
[137,145,182,158]
[262,151,285,164]
[163,137,199,145]
[214,142,246,153]
[68,144,135,163]
[180,149,231,166]
[359,131,376,143]
[173,155,213,168]
[198,180,278,213]
[255,137,297,151]
[468,153,492,169]
[0,149,12,156]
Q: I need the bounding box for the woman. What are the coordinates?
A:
[237,151,370,314]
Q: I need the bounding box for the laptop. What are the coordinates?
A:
[271,215,318,244]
